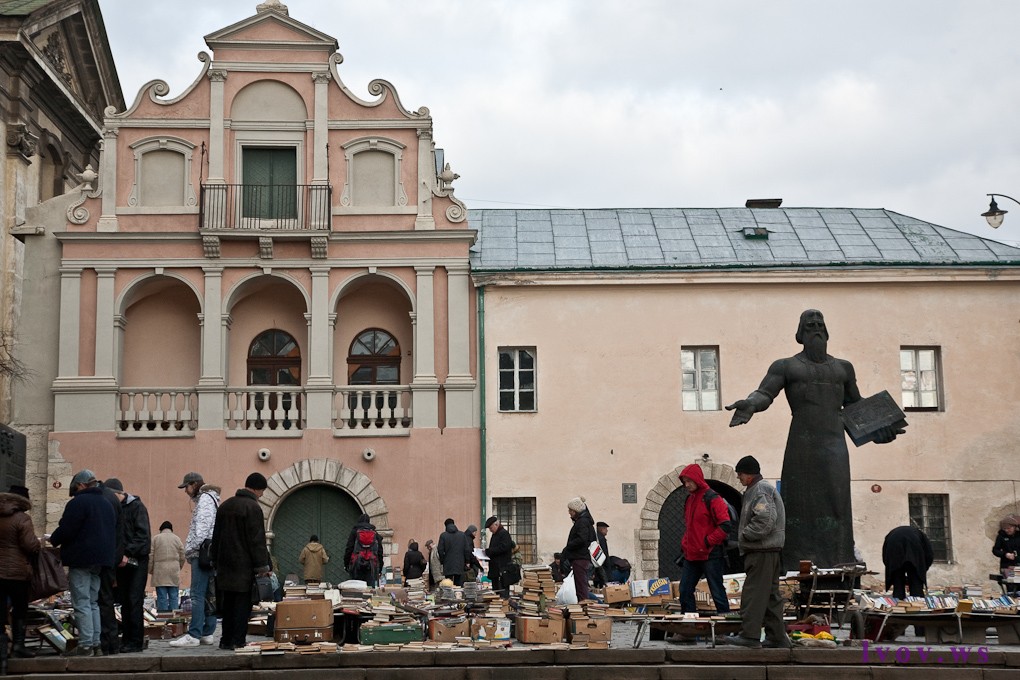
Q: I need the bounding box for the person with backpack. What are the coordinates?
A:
[677,464,732,614]
[343,513,383,586]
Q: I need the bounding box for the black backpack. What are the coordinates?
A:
[703,490,741,569]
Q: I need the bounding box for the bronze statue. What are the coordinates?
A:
[726,310,902,570]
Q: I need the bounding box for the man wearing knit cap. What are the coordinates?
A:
[719,455,791,649]
[562,497,596,601]
[210,473,270,650]
[104,478,150,653]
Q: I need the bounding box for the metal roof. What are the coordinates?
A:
[0,0,52,16]
[467,208,1020,271]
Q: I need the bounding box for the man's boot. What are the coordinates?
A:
[11,621,36,658]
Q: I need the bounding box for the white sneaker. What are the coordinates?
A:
[199,635,215,645]
[169,634,200,647]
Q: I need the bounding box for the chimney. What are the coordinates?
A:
[745,198,782,209]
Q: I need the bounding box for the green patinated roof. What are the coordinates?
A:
[468,207,1020,272]
[0,0,53,16]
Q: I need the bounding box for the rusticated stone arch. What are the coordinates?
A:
[259,458,393,560]
[637,456,740,580]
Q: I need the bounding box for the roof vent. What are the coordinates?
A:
[742,226,769,240]
[745,198,782,209]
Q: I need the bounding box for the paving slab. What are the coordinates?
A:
[667,647,791,663]
[466,667,570,680]
[554,649,665,665]
[565,666,660,680]
[366,668,467,680]
[660,665,767,679]
[767,665,873,679]
[870,666,983,679]
[792,648,871,665]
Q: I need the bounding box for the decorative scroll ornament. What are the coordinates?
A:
[256,0,289,14]
[430,162,466,223]
[67,164,101,225]
[6,124,38,159]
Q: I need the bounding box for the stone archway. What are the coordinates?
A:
[637,457,740,580]
[259,458,394,565]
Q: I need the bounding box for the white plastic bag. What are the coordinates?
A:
[556,570,578,605]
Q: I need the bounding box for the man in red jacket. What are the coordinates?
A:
[678,464,732,614]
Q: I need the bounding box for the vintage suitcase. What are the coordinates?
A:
[275,625,333,644]
[359,623,422,645]
[274,599,335,644]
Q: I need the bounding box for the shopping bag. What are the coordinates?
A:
[589,540,606,567]
[29,547,68,601]
[555,570,578,605]
[500,561,522,586]
[251,574,275,603]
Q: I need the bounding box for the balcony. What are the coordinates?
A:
[200,184,331,231]
[115,385,415,437]
[117,389,198,438]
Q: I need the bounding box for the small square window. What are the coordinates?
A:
[497,347,537,412]
[900,347,942,411]
[680,347,720,411]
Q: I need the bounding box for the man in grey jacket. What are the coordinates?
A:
[719,455,792,649]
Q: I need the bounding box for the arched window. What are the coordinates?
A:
[347,329,400,384]
[248,329,301,386]
[246,329,301,430]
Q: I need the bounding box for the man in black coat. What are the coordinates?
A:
[437,518,472,586]
[484,516,515,597]
[96,479,123,655]
[882,525,934,599]
[104,479,150,653]
[210,473,270,650]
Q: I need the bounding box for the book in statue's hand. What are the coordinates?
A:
[841,390,908,447]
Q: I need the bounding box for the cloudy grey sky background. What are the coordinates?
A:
[98,0,1020,244]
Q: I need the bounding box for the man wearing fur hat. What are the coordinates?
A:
[719,455,791,649]
[562,497,597,601]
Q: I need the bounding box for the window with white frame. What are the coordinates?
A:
[497,348,536,412]
[908,493,952,562]
[493,497,536,564]
[681,347,720,411]
[900,347,941,411]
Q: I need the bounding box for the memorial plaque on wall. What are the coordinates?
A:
[0,423,27,491]
[622,483,637,504]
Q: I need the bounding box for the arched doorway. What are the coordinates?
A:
[657,479,744,582]
[271,484,363,585]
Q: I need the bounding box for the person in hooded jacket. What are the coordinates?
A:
[104,478,151,653]
[0,486,41,663]
[678,464,732,614]
[437,518,472,586]
[299,534,330,583]
[993,515,1019,592]
[343,513,383,585]
[562,497,597,601]
[402,539,427,584]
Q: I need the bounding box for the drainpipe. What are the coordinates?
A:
[477,286,487,523]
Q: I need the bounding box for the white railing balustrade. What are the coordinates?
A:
[117,389,198,436]
[225,387,305,432]
[333,385,412,433]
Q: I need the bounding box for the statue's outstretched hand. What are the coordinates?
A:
[725,400,754,427]
[873,424,906,444]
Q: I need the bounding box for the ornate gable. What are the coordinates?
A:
[204,2,339,57]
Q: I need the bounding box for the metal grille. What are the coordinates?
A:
[658,486,689,581]
[493,497,536,564]
[909,493,952,562]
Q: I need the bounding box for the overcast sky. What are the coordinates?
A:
[98,0,1020,245]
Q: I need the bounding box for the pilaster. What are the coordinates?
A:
[207,69,227,182]
[414,128,435,230]
[94,268,116,377]
[97,129,119,231]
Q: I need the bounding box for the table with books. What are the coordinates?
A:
[854,593,1020,644]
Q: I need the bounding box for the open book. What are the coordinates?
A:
[841,390,908,447]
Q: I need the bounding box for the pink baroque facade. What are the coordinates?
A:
[16,3,479,582]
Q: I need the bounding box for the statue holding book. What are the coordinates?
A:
[726,309,906,570]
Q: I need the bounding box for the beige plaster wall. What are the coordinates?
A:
[481,275,1020,586]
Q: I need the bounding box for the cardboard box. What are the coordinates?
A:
[470,617,511,642]
[631,595,669,605]
[603,584,631,604]
[567,617,612,642]
[275,599,334,629]
[515,617,565,644]
[429,617,470,642]
[629,578,670,598]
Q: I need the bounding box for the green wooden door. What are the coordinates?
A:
[242,147,297,219]
[271,484,363,585]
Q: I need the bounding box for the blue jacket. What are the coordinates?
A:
[50,486,117,568]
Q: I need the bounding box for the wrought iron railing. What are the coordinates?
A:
[200,184,331,231]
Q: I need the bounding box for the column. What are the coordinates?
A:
[304,267,333,429]
[312,72,330,183]
[414,128,435,230]
[97,129,119,232]
[94,268,116,377]
[56,268,81,378]
[410,266,439,427]
[197,267,225,429]
[444,264,477,427]
[207,70,227,182]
